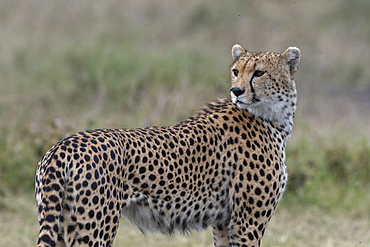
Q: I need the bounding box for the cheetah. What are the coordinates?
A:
[35,44,301,247]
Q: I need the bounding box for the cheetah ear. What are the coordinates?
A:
[282,47,301,73]
[232,44,247,60]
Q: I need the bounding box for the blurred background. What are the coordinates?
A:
[0,0,369,246]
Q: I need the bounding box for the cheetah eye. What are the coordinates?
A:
[253,70,265,77]
[232,69,239,77]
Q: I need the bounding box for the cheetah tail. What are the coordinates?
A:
[35,147,65,247]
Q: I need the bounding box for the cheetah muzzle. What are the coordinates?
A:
[36,44,301,247]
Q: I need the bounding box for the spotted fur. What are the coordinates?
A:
[36,44,301,247]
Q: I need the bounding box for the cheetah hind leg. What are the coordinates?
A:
[212,226,231,247]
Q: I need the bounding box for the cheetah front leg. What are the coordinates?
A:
[212,225,230,247]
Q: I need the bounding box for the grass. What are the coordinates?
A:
[0,0,369,246]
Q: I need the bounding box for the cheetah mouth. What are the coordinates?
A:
[232,93,260,106]
[233,99,252,109]
[235,99,248,105]
[233,98,257,106]
[233,96,262,110]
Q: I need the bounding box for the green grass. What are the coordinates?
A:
[0,0,369,246]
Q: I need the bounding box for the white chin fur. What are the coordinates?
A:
[233,96,285,123]
[231,94,237,104]
[236,102,248,110]
[231,94,250,110]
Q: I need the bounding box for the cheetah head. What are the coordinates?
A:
[230,44,301,123]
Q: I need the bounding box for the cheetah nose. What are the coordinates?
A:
[230,87,245,97]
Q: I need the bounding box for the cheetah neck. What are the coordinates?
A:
[246,99,296,146]
[192,96,296,147]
